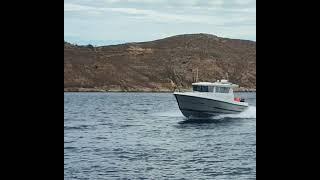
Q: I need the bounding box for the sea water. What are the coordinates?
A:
[64,92,256,179]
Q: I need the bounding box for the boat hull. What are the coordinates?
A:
[174,94,248,118]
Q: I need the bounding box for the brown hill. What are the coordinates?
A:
[64,33,256,92]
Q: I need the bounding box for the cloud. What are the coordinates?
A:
[64,3,254,26]
[69,0,225,8]
[64,0,256,44]
[233,0,255,5]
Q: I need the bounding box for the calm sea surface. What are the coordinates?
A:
[64,92,256,180]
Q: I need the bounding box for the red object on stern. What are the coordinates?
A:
[234,97,240,102]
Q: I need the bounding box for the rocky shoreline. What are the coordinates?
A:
[65,34,256,93]
[64,87,256,92]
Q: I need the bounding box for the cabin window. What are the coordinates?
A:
[208,86,214,92]
[201,86,208,92]
[216,87,230,93]
[193,85,198,91]
[193,85,209,92]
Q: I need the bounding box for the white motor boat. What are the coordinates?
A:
[174,80,249,118]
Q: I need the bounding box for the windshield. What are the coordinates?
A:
[215,87,230,93]
[193,85,209,92]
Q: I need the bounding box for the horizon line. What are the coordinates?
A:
[64,33,256,46]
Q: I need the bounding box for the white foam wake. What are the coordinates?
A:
[212,106,256,119]
[152,106,256,119]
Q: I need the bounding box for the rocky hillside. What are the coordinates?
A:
[64,33,256,92]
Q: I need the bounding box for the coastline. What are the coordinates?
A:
[64,87,256,93]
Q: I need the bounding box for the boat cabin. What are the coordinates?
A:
[192,80,238,94]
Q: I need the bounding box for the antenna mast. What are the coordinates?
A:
[196,68,199,82]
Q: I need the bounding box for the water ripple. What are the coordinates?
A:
[64,92,256,179]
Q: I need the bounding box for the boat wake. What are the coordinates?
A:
[212,106,256,119]
[152,106,256,120]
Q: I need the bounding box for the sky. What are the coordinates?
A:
[64,0,256,46]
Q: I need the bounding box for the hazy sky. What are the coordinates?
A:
[64,0,256,45]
